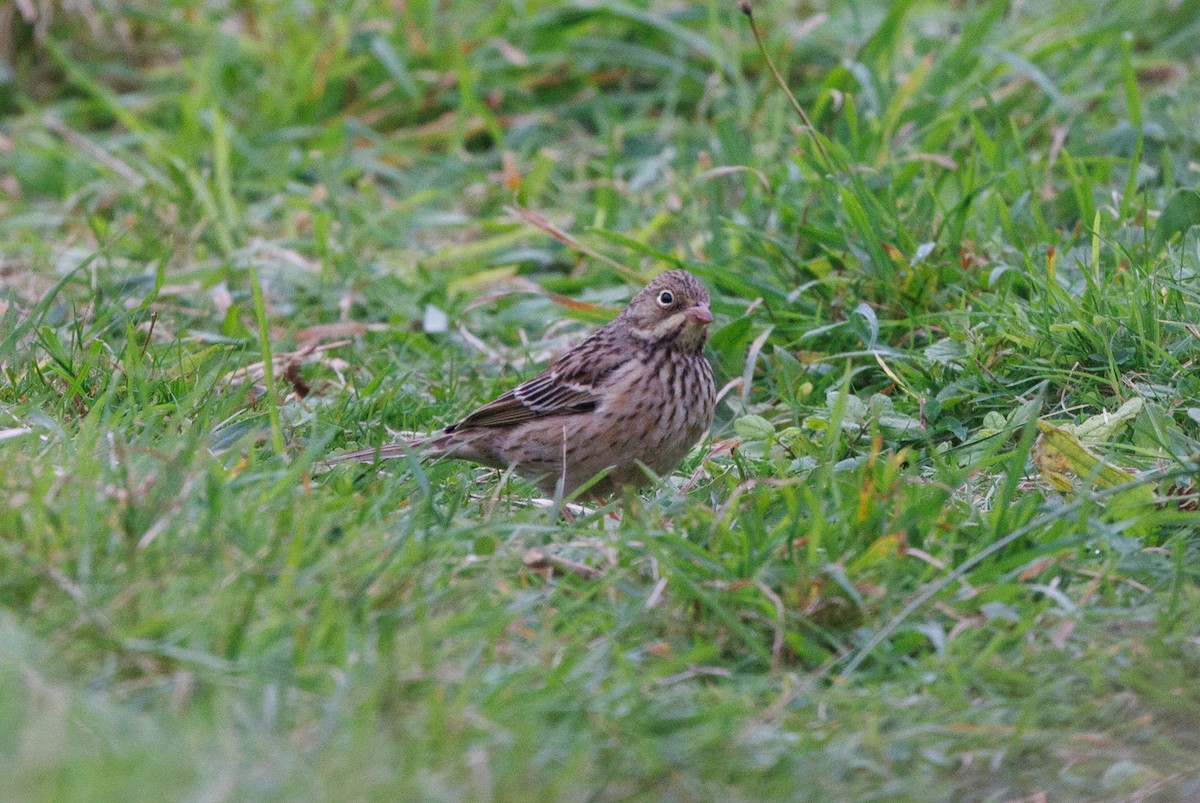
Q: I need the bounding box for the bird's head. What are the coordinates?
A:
[620,270,713,353]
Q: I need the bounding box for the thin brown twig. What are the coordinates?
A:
[739,2,833,171]
[754,579,786,673]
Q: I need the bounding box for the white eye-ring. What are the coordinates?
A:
[657,290,674,307]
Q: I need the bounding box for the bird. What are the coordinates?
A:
[327,270,718,498]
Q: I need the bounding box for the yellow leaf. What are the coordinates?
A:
[1035,421,1135,490]
[1034,421,1156,533]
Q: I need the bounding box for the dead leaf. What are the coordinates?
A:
[293,321,388,342]
[222,339,349,388]
[501,150,521,191]
[282,361,310,399]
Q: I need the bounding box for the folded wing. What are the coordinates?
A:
[447,333,625,431]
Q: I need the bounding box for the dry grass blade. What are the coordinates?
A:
[522,548,604,580]
[504,205,641,282]
[697,165,772,195]
[754,580,786,673]
[291,322,389,342]
[221,340,350,389]
[44,116,145,187]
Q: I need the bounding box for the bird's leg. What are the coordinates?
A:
[559,423,568,494]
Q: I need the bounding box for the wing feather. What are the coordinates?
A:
[446,331,627,431]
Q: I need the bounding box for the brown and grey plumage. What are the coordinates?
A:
[327,270,717,497]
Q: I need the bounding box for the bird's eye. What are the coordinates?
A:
[657,290,674,307]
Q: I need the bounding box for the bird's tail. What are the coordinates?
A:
[323,437,430,465]
[323,431,477,467]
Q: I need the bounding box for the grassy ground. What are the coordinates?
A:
[3,0,1200,799]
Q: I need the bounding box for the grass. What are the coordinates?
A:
[3,0,1200,798]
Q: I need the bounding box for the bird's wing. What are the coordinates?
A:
[447,335,625,431]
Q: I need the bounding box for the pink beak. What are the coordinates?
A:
[685,303,714,325]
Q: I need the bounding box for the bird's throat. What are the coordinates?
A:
[631,313,707,353]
